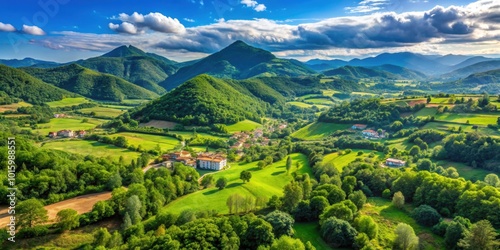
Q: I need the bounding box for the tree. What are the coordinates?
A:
[201,174,215,188]
[310,196,329,219]
[348,190,367,210]
[271,235,305,250]
[240,170,252,183]
[56,209,80,231]
[409,146,421,156]
[484,173,500,187]
[412,205,441,227]
[107,172,122,190]
[125,195,142,225]
[458,220,498,250]
[497,117,500,126]
[427,96,432,104]
[394,223,419,250]
[17,198,48,228]
[264,210,295,238]
[320,203,354,224]
[242,217,275,249]
[286,156,292,174]
[341,176,356,195]
[416,159,434,171]
[445,216,471,250]
[327,185,346,204]
[392,191,405,209]
[107,231,123,248]
[93,227,111,246]
[320,217,357,248]
[216,177,228,190]
[354,215,378,239]
[282,181,303,212]
[122,212,132,229]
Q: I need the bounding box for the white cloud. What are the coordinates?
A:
[345,0,389,13]
[184,18,195,23]
[0,22,16,32]
[241,0,267,12]
[109,12,186,34]
[22,25,46,35]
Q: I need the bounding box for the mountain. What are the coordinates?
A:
[0,65,74,104]
[22,64,158,102]
[305,59,348,71]
[369,64,427,80]
[159,40,316,90]
[456,69,500,86]
[348,52,448,75]
[448,56,494,71]
[433,69,500,94]
[439,60,500,81]
[433,54,473,66]
[75,45,178,94]
[323,66,397,80]
[0,58,59,68]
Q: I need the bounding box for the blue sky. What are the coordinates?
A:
[0,0,498,62]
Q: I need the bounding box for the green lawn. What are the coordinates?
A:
[0,101,32,113]
[361,198,444,249]
[163,153,312,215]
[41,140,141,164]
[382,137,413,151]
[112,132,180,152]
[433,113,499,125]
[322,150,384,171]
[46,97,90,108]
[436,160,493,181]
[225,120,261,133]
[32,117,107,135]
[415,107,437,117]
[292,122,351,140]
[79,106,125,118]
[294,222,332,250]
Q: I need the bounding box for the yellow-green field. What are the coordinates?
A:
[415,107,437,117]
[292,122,351,140]
[171,131,227,141]
[46,97,90,108]
[305,98,335,105]
[322,149,384,171]
[433,113,498,125]
[422,122,500,136]
[0,101,32,113]
[162,153,312,214]
[32,117,107,135]
[79,106,126,118]
[321,89,339,96]
[41,140,141,164]
[112,132,180,152]
[287,101,330,110]
[225,120,262,133]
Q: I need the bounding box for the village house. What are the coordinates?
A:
[57,130,74,138]
[197,153,227,170]
[385,158,406,167]
[76,130,87,138]
[362,129,379,138]
[163,151,227,170]
[54,114,66,118]
[352,124,367,130]
[48,132,57,138]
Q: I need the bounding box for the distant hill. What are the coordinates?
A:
[456,69,500,86]
[439,60,500,81]
[22,64,158,102]
[369,64,427,80]
[348,52,448,75]
[0,65,74,104]
[433,54,473,66]
[0,58,59,68]
[75,45,178,94]
[159,41,316,90]
[433,68,500,94]
[323,66,396,80]
[305,59,348,71]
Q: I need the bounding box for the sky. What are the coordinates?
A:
[0,0,498,62]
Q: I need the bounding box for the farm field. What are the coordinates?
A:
[322,149,384,171]
[113,132,180,152]
[79,106,126,118]
[287,101,330,110]
[361,198,444,249]
[436,160,494,181]
[32,117,107,135]
[321,89,339,96]
[46,97,90,108]
[382,137,413,151]
[293,222,332,250]
[162,153,312,215]
[433,113,498,125]
[292,122,351,140]
[305,98,335,105]
[0,101,32,113]
[225,119,261,133]
[41,140,141,164]
[414,107,437,117]
[172,131,227,140]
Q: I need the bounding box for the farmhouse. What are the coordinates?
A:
[48,132,57,138]
[385,158,406,167]
[57,130,74,138]
[362,129,378,138]
[163,151,227,170]
[352,124,367,130]
[77,130,87,138]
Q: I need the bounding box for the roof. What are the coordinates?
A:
[198,157,225,163]
[363,129,377,133]
[386,158,405,163]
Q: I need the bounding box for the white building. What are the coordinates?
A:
[197,157,227,170]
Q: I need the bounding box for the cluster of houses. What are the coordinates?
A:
[229,129,270,151]
[162,151,228,171]
[351,124,386,139]
[53,114,67,118]
[48,130,87,138]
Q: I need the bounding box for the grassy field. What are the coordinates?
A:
[79,106,125,118]
[322,150,384,171]
[32,117,107,135]
[436,160,493,181]
[112,132,180,152]
[46,97,90,108]
[422,121,500,136]
[225,120,261,133]
[41,140,141,164]
[163,153,312,215]
[415,107,437,117]
[294,222,332,250]
[171,131,227,141]
[287,101,330,110]
[292,122,351,140]
[433,113,499,125]
[321,89,339,96]
[0,101,32,113]
[361,198,444,249]
[305,98,335,105]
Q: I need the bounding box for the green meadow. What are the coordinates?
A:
[162,153,312,215]
[171,131,227,141]
[0,101,32,113]
[293,222,332,250]
[287,101,330,110]
[225,119,261,133]
[414,107,437,117]
[322,150,384,171]
[41,140,141,164]
[32,117,106,135]
[112,132,180,152]
[292,122,351,140]
[433,113,498,125]
[46,97,90,108]
[436,160,494,181]
[79,106,126,118]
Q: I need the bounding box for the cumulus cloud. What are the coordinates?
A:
[109,12,186,34]
[241,0,267,12]
[22,25,46,35]
[0,22,16,32]
[345,0,389,13]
